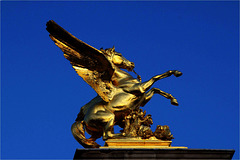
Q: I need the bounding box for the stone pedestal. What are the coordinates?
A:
[73,148,235,160]
[101,139,187,149]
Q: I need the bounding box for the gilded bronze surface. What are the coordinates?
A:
[46,20,182,148]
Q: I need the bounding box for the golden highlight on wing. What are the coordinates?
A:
[46,20,115,102]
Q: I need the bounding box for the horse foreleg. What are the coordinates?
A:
[140,70,182,92]
[123,70,182,94]
[141,88,179,107]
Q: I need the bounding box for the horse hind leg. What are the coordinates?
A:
[102,112,122,140]
[141,88,179,107]
[102,113,115,140]
[85,108,121,141]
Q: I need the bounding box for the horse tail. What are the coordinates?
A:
[71,108,100,148]
[71,120,101,148]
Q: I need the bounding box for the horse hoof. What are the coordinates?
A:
[103,136,107,140]
[171,98,179,106]
[173,71,182,77]
[103,135,111,140]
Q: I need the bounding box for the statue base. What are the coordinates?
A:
[73,148,235,160]
[101,138,187,149]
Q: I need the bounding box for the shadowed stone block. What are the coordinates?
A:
[73,148,235,160]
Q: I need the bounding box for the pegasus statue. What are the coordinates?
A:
[46,20,182,148]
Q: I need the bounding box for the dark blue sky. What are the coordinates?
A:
[1,1,239,159]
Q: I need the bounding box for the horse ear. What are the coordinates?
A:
[112,46,115,52]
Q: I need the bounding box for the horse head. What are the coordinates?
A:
[101,47,135,71]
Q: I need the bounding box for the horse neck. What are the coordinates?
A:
[112,67,136,85]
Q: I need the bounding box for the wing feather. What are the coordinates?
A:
[46,20,115,102]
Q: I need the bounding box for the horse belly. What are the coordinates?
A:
[108,92,138,112]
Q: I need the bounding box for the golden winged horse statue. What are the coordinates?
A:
[46,20,182,148]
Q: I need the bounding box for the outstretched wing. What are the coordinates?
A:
[46,20,115,102]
